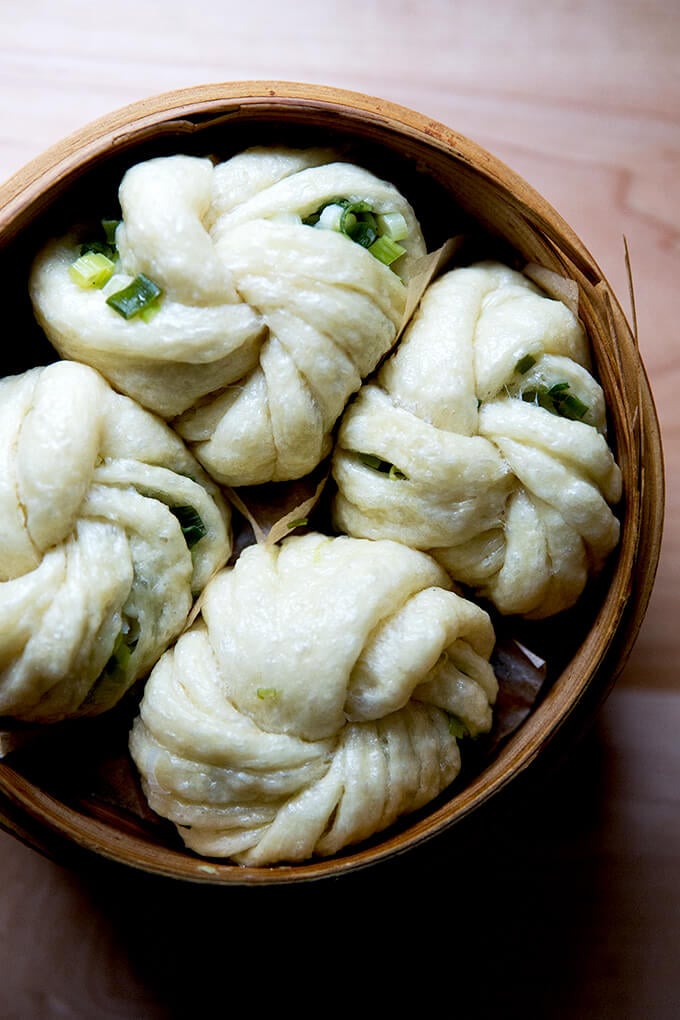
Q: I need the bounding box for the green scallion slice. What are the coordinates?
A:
[107,631,133,673]
[521,381,590,421]
[102,219,120,245]
[79,218,120,259]
[358,452,408,479]
[106,273,163,320]
[79,630,136,709]
[368,235,406,266]
[303,196,346,227]
[315,203,345,231]
[138,297,162,323]
[514,353,537,375]
[303,197,410,268]
[257,687,279,700]
[69,251,116,289]
[79,240,112,257]
[342,206,379,248]
[169,505,207,548]
[358,452,383,470]
[447,715,469,739]
[376,211,408,241]
[557,392,590,420]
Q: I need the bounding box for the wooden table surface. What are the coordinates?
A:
[0,1,678,1016]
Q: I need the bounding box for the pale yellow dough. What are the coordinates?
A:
[129,532,497,865]
[0,361,231,722]
[332,261,622,618]
[29,148,426,486]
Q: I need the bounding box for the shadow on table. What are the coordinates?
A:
[72,716,624,1019]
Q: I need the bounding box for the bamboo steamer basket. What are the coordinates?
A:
[0,82,664,885]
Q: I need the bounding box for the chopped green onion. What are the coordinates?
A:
[79,240,112,257]
[343,199,372,213]
[341,204,378,247]
[358,452,383,470]
[514,353,537,375]
[303,196,345,226]
[102,626,138,678]
[102,219,120,246]
[557,392,590,420]
[303,197,408,268]
[358,452,408,479]
[106,273,163,320]
[106,631,133,674]
[138,297,162,323]
[257,687,279,700]
[69,251,116,289]
[79,631,135,709]
[521,381,590,421]
[79,218,120,259]
[376,211,408,241]
[287,517,308,530]
[315,204,345,231]
[352,220,378,247]
[169,505,207,548]
[447,715,469,739]
[368,235,406,266]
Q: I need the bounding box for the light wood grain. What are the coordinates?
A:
[0,1,678,1016]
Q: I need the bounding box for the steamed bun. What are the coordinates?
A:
[0,361,231,722]
[129,532,497,865]
[30,148,426,486]
[332,261,622,618]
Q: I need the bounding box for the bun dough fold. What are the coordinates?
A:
[0,362,231,722]
[30,148,426,486]
[332,261,622,618]
[129,532,497,865]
